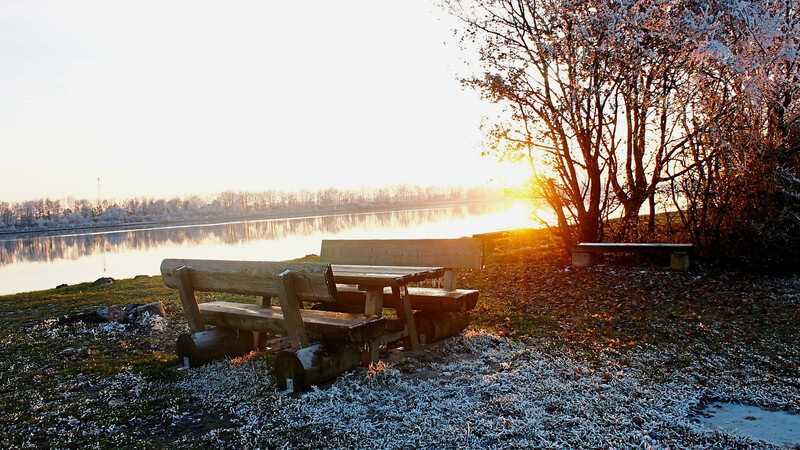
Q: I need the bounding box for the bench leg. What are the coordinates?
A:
[276,270,310,349]
[175,266,206,333]
[571,252,596,267]
[443,269,458,290]
[392,284,419,351]
[670,253,690,271]
[363,286,384,364]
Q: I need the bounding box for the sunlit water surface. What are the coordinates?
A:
[0,201,540,296]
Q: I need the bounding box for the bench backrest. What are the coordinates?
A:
[160,259,338,302]
[319,238,483,269]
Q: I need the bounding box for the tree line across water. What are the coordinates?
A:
[447,0,800,269]
[0,204,502,266]
[0,185,501,234]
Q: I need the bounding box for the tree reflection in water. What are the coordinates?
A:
[0,204,504,266]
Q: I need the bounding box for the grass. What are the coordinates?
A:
[0,230,798,447]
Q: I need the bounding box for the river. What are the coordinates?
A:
[0,201,537,296]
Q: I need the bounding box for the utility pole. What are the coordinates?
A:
[97,177,102,210]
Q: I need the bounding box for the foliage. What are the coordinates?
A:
[447,0,800,265]
[667,0,800,269]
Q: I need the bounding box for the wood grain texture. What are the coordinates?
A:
[198,301,386,345]
[320,239,484,269]
[392,284,419,350]
[176,328,254,368]
[274,342,362,390]
[363,286,384,363]
[442,268,458,290]
[330,265,443,286]
[335,285,480,313]
[161,259,338,302]
[413,311,471,344]
[175,266,206,333]
[276,270,310,349]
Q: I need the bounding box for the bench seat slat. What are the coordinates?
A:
[334,285,479,313]
[199,301,386,345]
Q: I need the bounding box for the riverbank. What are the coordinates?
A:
[0,198,502,240]
[0,229,797,447]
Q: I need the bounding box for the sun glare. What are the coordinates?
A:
[489,161,533,193]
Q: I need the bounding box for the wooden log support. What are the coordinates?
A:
[276,270,310,349]
[253,295,267,350]
[392,284,419,351]
[274,342,362,391]
[175,266,206,333]
[670,253,690,271]
[571,252,595,267]
[364,286,384,315]
[176,327,255,368]
[363,286,384,363]
[413,311,471,344]
[334,285,480,313]
[442,268,458,290]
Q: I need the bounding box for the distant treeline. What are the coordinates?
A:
[0,203,502,265]
[0,185,501,233]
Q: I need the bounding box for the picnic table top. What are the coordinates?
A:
[330,264,444,287]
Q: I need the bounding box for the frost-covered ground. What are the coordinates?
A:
[1,242,798,448]
[175,331,798,449]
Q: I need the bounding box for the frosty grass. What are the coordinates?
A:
[176,331,797,449]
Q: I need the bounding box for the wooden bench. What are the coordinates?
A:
[160,259,386,389]
[571,243,693,270]
[319,238,483,344]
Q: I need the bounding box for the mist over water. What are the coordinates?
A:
[0,202,535,295]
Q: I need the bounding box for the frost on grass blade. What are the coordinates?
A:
[170,331,797,448]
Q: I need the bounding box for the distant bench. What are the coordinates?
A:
[571,243,693,271]
[318,238,483,346]
[160,259,386,389]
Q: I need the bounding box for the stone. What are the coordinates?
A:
[56,311,106,326]
[135,301,166,319]
[93,277,115,285]
[124,303,142,322]
[134,275,151,279]
[97,305,126,323]
[55,284,69,289]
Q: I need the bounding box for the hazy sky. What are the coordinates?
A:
[0,0,523,203]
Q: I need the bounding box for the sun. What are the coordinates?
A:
[488,160,533,194]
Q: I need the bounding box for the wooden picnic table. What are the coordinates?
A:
[330,264,445,360]
[330,264,444,286]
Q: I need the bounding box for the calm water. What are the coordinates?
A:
[0,201,536,296]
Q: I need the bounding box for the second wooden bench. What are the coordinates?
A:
[571,242,693,270]
[318,238,483,344]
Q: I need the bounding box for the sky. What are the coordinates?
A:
[0,0,525,203]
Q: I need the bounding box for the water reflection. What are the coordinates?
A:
[0,203,504,266]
